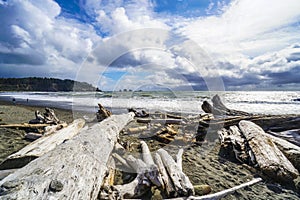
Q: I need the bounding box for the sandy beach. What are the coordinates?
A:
[0,101,299,199]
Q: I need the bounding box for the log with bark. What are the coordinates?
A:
[0,112,134,199]
[0,119,85,170]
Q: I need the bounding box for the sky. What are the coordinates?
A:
[0,0,300,91]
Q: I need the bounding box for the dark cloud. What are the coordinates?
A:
[0,52,46,65]
[286,52,300,62]
[109,53,143,68]
[266,66,300,85]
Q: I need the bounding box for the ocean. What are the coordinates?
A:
[0,91,299,115]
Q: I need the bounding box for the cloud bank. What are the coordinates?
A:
[0,0,300,90]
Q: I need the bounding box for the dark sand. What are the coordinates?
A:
[0,101,299,199]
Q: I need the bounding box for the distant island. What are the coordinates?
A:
[0,77,102,92]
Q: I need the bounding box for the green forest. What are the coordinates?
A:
[0,77,101,92]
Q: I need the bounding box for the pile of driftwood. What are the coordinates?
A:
[0,96,299,199]
[101,141,194,199]
[0,107,67,140]
[126,109,198,145]
[201,95,300,189]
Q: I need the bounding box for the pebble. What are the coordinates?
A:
[194,184,212,195]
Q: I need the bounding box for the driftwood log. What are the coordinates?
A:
[154,153,176,197]
[157,149,194,197]
[29,108,60,124]
[0,113,134,199]
[239,120,299,182]
[201,95,250,116]
[0,119,85,170]
[96,103,112,122]
[266,134,300,172]
[114,156,161,198]
[218,126,253,165]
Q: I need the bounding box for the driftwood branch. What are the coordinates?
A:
[183,177,262,200]
[137,118,182,124]
[0,123,50,128]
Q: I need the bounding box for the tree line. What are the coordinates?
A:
[0,77,101,92]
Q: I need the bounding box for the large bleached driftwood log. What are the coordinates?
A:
[239,120,299,182]
[0,113,134,199]
[266,134,300,172]
[0,119,85,170]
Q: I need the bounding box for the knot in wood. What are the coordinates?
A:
[49,179,63,192]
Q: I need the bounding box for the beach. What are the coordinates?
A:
[0,99,299,199]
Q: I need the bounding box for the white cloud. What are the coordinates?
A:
[174,0,300,88]
[0,0,101,78]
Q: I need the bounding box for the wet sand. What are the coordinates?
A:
[0,102,299,199]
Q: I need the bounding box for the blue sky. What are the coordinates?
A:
[0,0,300,91]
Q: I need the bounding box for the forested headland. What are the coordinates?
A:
[0,77,101,92]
